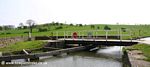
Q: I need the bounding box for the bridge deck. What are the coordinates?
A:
[58,38,138,42]
[58,38,139,46]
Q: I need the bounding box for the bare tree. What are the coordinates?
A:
[26,19,35,41]
[26,19,35,33]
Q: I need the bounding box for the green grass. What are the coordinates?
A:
[1,24,150,53]
[125,44,150,61]
[0,40,47,53]
[0,24,150,39]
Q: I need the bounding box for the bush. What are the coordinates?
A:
[55,26,63,30]
[91,25,95,29]
[17,27,22,29]
[60,23,63,25]
[79,24,83,27]
[23,26,28,29]
[104,25,111,30]
[38,28,48,32]
[97,26,100,29]
[24,31,29,33]
[0,33,4,35]
[70,24,73,26]
[6,32,11,34]
[121,28,126,32]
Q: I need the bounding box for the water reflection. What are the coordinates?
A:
[0,46,123,67]
[97,46,123,59]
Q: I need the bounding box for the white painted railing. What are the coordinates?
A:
[53,29,132,41]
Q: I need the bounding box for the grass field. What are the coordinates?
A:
[0,24,150,39]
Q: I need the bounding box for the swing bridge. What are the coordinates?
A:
[43,30,138,46]
[0,30,139,62]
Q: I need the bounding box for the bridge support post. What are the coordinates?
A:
[118,29,120,39]
[130,30,132,42]
[56,31,58,40]
[82,31,84,40]
[64,31,65,39]
[67,31,69,38]
[120,29,122,41]
[105,30,108,41]
[95,31,97,39]
[79,31,80,39]
[93,31,96,41]
[68,31,69,38]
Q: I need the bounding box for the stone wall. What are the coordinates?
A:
[0,37,28,48]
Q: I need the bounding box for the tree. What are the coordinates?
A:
[51,21,55,25]
[104,25,111,30]
[55,22,59,25]
[79,24,83,27]
[121,28,126,32]
[23,26,28,29]
[26,19,35,41]
[0,26,2,30]
[26,19,35,33]
[91,25,95,29]
[60,23,63,25]
[19,22,24,29]
[97,26,100,29]
[70,23,73,26]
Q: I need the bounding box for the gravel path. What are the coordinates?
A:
[138,37,150,45]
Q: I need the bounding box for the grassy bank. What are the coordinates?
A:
[0,40,47,53]
[125,44,150,61]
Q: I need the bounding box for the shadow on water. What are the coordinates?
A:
[0,46,123,67]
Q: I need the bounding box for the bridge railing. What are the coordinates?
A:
[53,29,133,41]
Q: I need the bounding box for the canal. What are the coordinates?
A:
[0,46,123,67]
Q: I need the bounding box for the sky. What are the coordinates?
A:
[0,0,150,26]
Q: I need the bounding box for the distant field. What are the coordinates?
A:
[0,24,150,39]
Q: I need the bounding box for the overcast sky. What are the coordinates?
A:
[0,0,150,26]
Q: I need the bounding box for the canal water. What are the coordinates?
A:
[0,46,123,67]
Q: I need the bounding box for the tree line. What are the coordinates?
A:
[0,19,114,32]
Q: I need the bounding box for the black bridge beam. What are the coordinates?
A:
[64,40,138,46]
